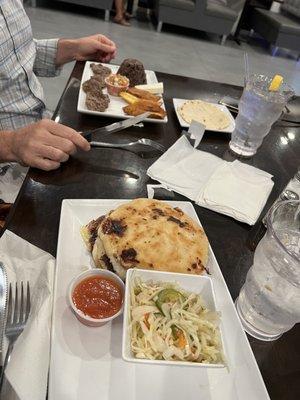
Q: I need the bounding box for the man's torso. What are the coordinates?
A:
[0,0,44,130]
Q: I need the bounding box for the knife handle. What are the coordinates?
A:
[81,131,92,140]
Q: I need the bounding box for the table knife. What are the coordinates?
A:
[81,112,151,138]
[0,262,8,366]
[218,96,239,113]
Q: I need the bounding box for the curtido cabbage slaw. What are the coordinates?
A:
[130,277,224,364]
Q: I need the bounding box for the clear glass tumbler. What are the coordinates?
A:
[229,74,294,157]
[236,200,300,341]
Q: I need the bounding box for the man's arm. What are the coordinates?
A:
[33,34,116,77]
[0,131,15,162]
[33,39,62,77]
[0,120,90,171]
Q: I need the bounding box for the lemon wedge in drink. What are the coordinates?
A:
[269,75,283,91]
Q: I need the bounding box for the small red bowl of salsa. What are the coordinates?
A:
[68,269,125,327]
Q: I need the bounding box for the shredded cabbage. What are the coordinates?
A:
[130,277,224,364]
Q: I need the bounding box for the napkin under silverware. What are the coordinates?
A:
[147,136,274,225]
[0,230,55,400]
[0,164,28,204]
[0,262,8,366]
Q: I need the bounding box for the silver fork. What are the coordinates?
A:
[0,282,31,390]
[90,138,165,153]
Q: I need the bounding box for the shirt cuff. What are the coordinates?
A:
[33,39,62,77]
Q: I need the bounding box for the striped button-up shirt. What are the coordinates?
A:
[0,0,60,131]
[0,0,62,204]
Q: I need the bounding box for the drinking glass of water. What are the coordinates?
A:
[236,200,300,341]
[229,74,294,157]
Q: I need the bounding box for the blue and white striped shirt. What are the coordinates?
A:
[0,0,60,130]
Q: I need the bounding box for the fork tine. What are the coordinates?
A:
[155,143,165,151]
[148,139,165,151]
[156,143,165,151]
[19,281,24,324]
[12,283,19,325]
[7,283,13,325]
[146,139,165,152]
[1,281,31,389]
[25,282,31,321]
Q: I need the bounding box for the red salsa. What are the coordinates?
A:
[72,276,123,319]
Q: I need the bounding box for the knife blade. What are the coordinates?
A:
[0,262,8,366]
[81,112,151,139]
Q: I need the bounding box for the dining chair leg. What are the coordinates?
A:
[220,35,227,45]
[157,21,163,33]
[104,9,110,22]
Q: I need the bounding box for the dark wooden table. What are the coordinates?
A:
[4,62,300,400]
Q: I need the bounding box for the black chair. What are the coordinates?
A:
[155,0,246,45]
[250,0,300,53]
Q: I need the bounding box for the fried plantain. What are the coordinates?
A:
[119,92,139,104]
[127,87,160,102]
[133,99,164,113]
[123,102,166,119]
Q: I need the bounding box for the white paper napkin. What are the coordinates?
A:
[188,120,206,148]
[0,163,28,203]
[147,136,274,225]
[148,136,222,199]
[147,184,174,199]
[198,161,274,225]
[0,230,55,400]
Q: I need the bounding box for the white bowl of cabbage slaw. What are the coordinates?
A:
[122,269,227,368]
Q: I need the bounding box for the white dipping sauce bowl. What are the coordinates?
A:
[68,269,125,327]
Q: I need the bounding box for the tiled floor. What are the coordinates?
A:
[26,3,300,111]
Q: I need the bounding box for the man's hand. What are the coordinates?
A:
[56,35,117,66]
[73,35,117,63]
[8,120,90,171]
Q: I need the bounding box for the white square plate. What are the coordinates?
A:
[173,98,235,133]
[77,62,168,124]
[122,269,226,368]
[48,199,270,400]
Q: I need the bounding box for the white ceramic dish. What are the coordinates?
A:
[77,61,168,124]
[49,199,270,400]
[122,269,226,368]
[68,268,125,327]
[173,98,235,133]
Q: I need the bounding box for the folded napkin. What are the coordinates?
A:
[0,230,55,400]
[147,136,274,225]
[0,163,28,203]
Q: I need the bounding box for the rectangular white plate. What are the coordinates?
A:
[173,98,235,133]
[122,269,226,368]
[49,199,270,400]
[77,62,168,124]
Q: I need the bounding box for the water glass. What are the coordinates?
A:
[229,74,294,157]
[236,200,300,341]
